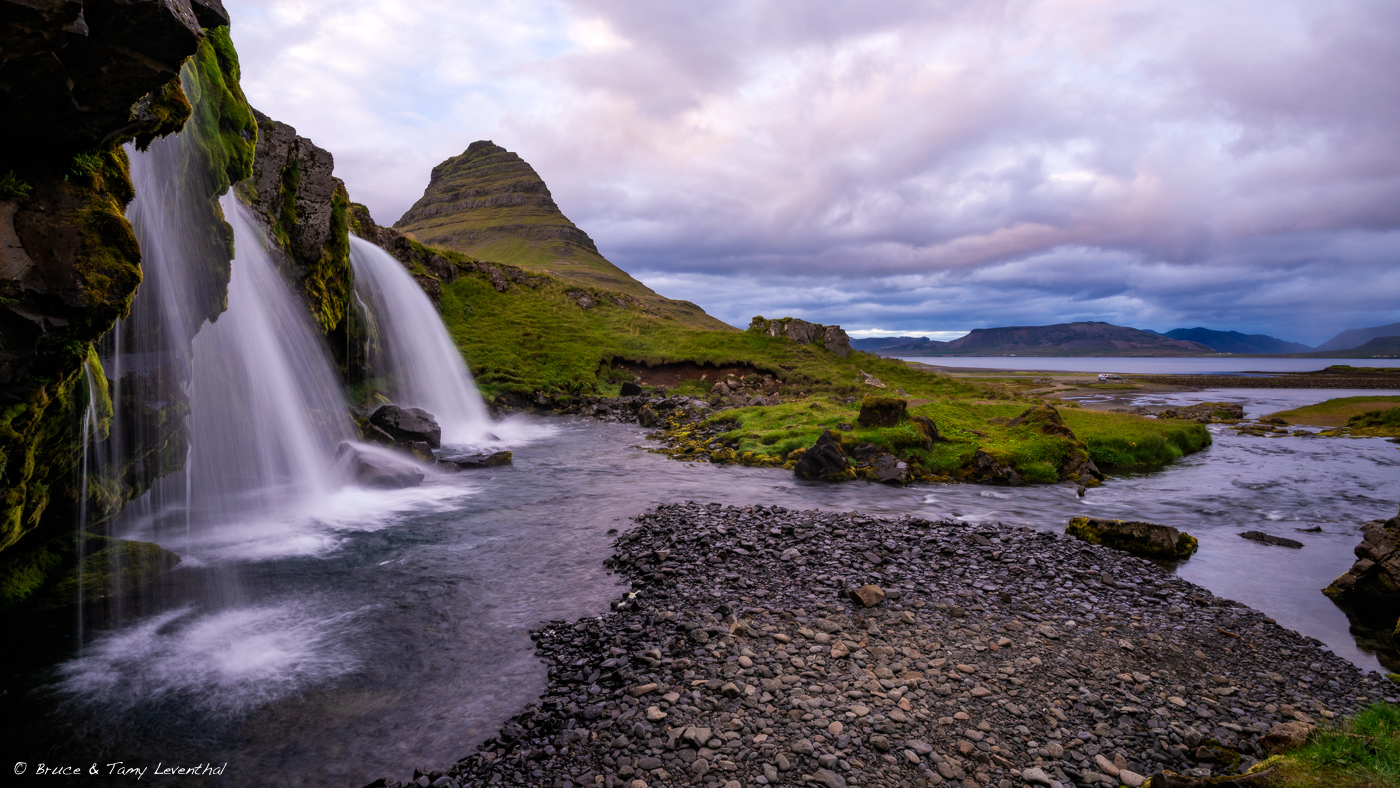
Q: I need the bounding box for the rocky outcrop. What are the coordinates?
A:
[243,110,351,334]
[1066,516,1199,561]
[1324,507,1400,643]
[1,4,247,607]
[749,316,852,356]
[0,0,223,156]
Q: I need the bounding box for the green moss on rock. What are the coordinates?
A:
[1066,516,1198,561]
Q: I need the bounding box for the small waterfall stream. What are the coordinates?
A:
[349,236,495,445]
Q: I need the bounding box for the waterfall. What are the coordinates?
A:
[182,197,355,521]
[349,236,495,445]
[114,127,356,559]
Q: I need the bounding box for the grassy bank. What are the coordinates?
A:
[429,251,1211,480]
[1267,396,1400,437]
[1227,703,1400,788]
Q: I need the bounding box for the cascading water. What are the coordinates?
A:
[182,197,354,521]
[349,237,495,445]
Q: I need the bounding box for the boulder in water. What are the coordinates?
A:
[1239,530,1304,549]
[438,450,513,470]
[336,442,425,489]
[1066,516,1198,560]
[794,430,849,480]
[369,404,442,449]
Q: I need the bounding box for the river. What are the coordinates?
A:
[4,389,1398,786]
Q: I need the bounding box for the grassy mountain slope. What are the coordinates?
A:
[394,141,729,330]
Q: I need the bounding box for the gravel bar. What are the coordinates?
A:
[373,503,1392,788]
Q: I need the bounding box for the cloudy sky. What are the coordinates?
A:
[227,0,1400,344]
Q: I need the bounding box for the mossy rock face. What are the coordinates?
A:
[53,536,181,604]
[1066,516,1198,561]
[245,110,352,336]
[857,396,907,427]
[1,23,256,608]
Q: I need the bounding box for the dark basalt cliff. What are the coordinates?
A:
[243,110,353,336]
[393,141,730,330]
[0,0,251,611]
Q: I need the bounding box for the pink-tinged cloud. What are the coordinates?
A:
[226,0,1400,342]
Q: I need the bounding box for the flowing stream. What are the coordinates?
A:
[4,396,1393,785]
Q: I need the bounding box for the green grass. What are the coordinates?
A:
[1268,396,1400,437]
[1260,703,1400,788]
[436,263,1209,480]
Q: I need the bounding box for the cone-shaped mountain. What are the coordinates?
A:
[395,141,729,329]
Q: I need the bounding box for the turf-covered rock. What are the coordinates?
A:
[1066,516,1198,560]
[857,395,907,427]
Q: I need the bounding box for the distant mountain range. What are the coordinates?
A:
[852,322,1213,356]
[1315,322,1400,352]
[854,320,1400,357]
[1158,328,1312,355]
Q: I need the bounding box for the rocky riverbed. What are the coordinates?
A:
[372,504,1391,788]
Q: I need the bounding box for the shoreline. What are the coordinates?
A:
[373,504,1392,788]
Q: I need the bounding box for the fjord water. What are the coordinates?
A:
[900,356,1400,374]
[24,389,1394,785]
[349,237,494,445]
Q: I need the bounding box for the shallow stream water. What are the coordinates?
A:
[5,389,1398,786]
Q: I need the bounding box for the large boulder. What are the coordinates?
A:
[857,396,907,427]
[335,442,424,489]
[1324,507,1400,636]
[1066,516,1198,561]
[794,430,849,480]
[368,404,442,449]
